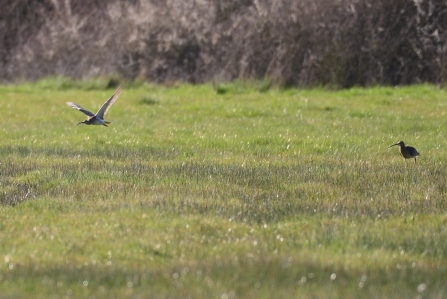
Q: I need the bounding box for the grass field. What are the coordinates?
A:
[0,79,447,298]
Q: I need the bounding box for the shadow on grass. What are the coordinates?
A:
[0,144,179,161]
[1,256,444,299]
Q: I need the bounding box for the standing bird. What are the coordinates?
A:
[66,85,122,127]
[389,141,420,163]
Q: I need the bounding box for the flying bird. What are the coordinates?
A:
[66,85,122,127]
[389,141,420,162]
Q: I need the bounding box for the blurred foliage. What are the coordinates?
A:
[0,0,446,87]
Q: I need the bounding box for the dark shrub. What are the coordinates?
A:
[0,0,446,87]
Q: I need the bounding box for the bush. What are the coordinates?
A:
[0,0,446,87]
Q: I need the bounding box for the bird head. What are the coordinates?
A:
[389,141,404,148]
[77,120,87,126]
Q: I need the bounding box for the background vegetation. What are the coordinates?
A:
[0,81,446,298]
[1,0,446,87]
[1,0,447,297]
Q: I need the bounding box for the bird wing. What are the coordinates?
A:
[96,85,122,119]
[66,102,95,117]
[408,147,420,156]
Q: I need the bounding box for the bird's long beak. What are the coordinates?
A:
[388,143,398,148]
[77,121,84,126]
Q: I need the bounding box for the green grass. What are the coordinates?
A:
[0,80,447,298]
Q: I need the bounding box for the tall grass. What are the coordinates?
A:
[0,81,446,298]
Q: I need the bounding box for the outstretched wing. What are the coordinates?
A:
[66,102,95,117]
[96,85,122,119]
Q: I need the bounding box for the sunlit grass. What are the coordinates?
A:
[0,81,446,298]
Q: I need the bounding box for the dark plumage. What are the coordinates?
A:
[389,141,420,162]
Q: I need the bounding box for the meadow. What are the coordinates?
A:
[0,80,447,298]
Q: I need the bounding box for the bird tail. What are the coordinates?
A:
[104,121,111,124]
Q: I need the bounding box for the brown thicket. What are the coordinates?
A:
[1,0,446,87]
